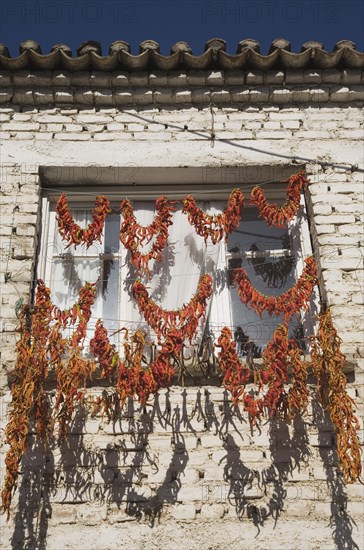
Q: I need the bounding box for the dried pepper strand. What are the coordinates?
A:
[119,196,174,276]
[233,256,318,322]
[90,322,175,405]
[132,274,213,343]
[216,327,251,406]
[261,324,290,418]
[56,193,111,249]
[250,170,308,228]
[51,282,97,439]
[311,309,362,484]
[287,344,309,420]
[1,282,53,519]
[182,188,244,244]
[217,325,308,424]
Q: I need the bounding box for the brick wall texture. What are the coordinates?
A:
[0,74,363,549]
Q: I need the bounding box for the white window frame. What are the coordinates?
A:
[37,163,317,358]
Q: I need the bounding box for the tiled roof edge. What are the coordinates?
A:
[0,39,363,71]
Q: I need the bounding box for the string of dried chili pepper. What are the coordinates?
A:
[1,282,53,519]
[232,256,318,322]
[250,170,308,228]
[311,308,362,484]
[119,196,174,276]
[56,193,111,249]
[182,188,244,244]
[132,274,213,342]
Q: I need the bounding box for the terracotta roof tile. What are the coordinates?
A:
[0,39,362,71]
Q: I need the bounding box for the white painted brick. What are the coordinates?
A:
[230,89,250,103]
[2,123,39,131]
[35,132,53,140]
[282,120,300,129]
[330,86,350,101]
[217,131,253,140]
[211,90,230,103]
[0,113,11,122]
[187,71,206,86]
[170,504,196,520]
[36,114,73,123]
[322,69,341,83]
[337,130,364,139]
[263,121,281,130]
[78,114,113,124]
[249,88,270,102]
[110,73,129,87]
[74,90,94,105]
[54,90,74,103]
[341,69,362,84]
[290,88,311,102]
[264,71,284,85]
[270,89,293,103]
[342,120,361,129]
[167,71,187,88]
[1,79,364,550]
[54,133,90,141]
[244,121,262,130]
[12,132,35,140]
[246,72,263,85]
[257,130,291,139]
[225,71,244,86]
[93,133,131,141]
[64,124,83,132]
[129,72,149,87]
[206,71,224,86]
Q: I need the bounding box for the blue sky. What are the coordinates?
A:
[0,0,363,57]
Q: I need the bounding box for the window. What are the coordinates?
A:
[38,171,316,363]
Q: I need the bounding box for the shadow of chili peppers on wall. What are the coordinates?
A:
[11,437,53,550]
[311,392,359,550]
[218,415,311,532]
[8,386,359,546]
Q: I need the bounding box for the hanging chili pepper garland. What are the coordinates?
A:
[132,274,213,342]
[56,193,111,249]
[2,177,363,518]
[217,324,310,423]
[216,326,251,406]
[89,322,178,406]
[232,256,318,322]
[0,279,97,517]
[250,170,308,228]
[182,188,244,244]
[287,343,309,421]
[119,196,174,276]
[1,285,53,519]
[311,308,362,484]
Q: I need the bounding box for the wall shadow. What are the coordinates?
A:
[8,386,359,548]
[311,393,360,550]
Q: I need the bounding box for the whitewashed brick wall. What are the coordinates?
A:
[0,72,363,549]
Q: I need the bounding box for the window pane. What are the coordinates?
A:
[226,209,301,355]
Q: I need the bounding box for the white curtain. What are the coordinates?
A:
[119,201,223,350]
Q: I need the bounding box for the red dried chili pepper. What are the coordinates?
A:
[119,196,174,277]
[132,274,213,343]
[250,170,308,228]
[311,308,362,484]
[233,256,318,322]
[56,193,111,249]
[182,188,244,244]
